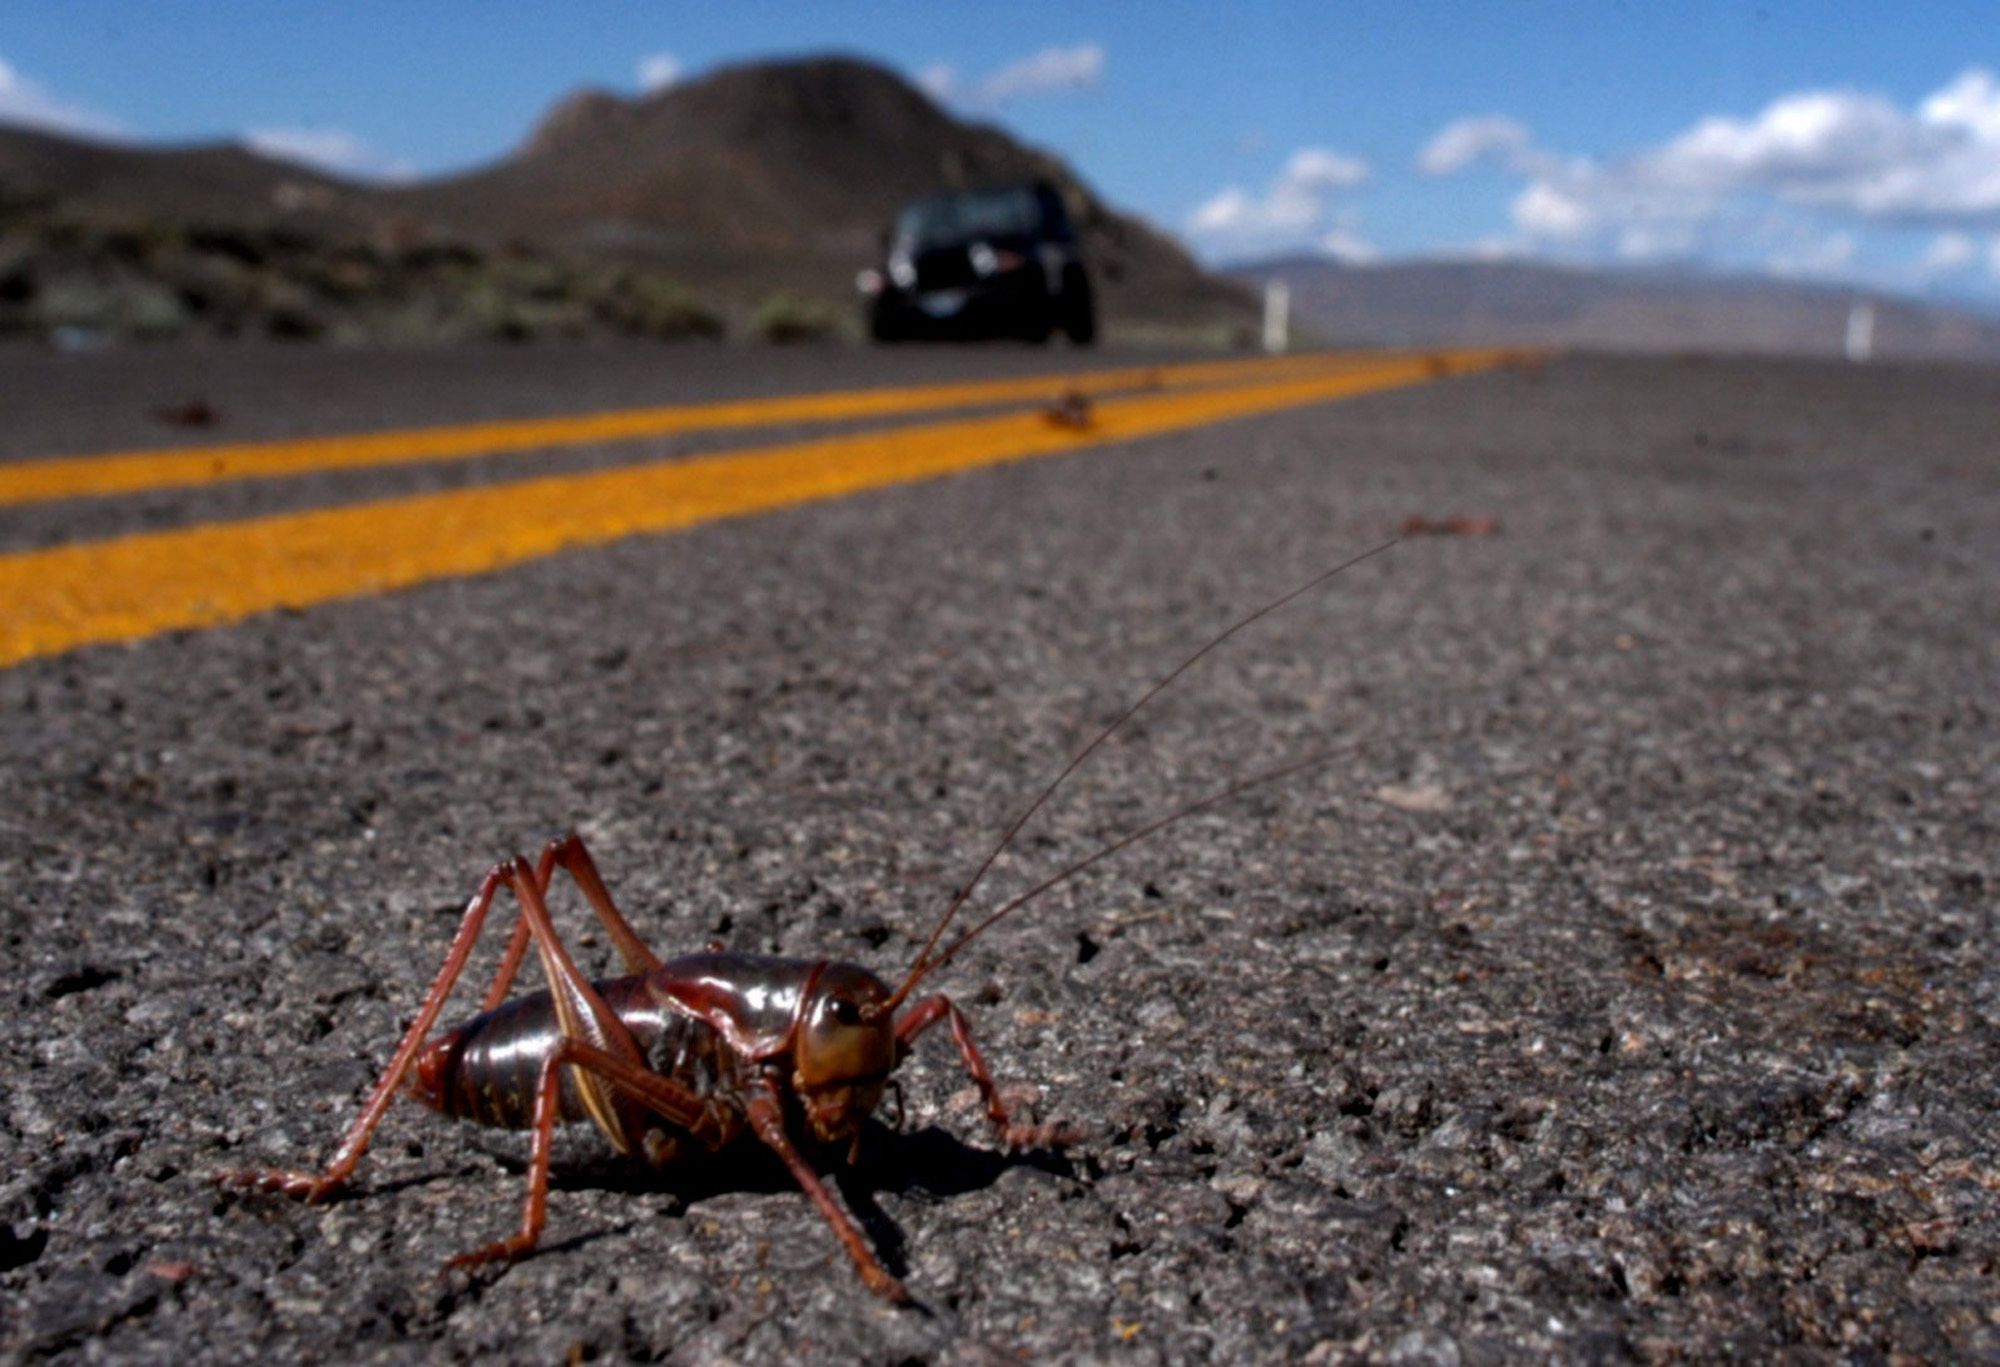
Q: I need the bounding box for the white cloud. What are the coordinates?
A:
[1503,152,1733,247]
[1920,68,2000,142]
[637,52,682,93]
[1285,147,1369,190]
[1920,231,1978,274]
[1486,68,2000,257]
[1417,68,2000,294]
[244,127,415,183]
[1511,181,1593,238]
[923,44,1104,108]
[1634,85,2000,222]
[0,53,122,138]
[1188,145,1372,255]
[916,63,957,101]
[979,43,1104,102]
[1419,115,1532,175]
[1190,187,1255,234]
[1318,228,1379,264]
[1652,91,1928,192]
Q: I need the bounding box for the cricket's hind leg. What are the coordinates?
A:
[218,860,528,1203]
[444,1038,721,1269]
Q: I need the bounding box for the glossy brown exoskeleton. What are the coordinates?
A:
[224,834,1071,1301]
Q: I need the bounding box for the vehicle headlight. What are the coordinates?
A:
[970,243,1027,277]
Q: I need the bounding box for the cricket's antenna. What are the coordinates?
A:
[901,750,1342,995]
[876,539,1398,1015]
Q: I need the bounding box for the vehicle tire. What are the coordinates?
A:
[1060,270,1097,346]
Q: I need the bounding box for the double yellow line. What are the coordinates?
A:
[0,351,1377,508]
[0,349,1522,668]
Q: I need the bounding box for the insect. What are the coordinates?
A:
[218,544,1394,1302]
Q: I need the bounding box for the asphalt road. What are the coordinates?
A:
[2,343,1995,1362]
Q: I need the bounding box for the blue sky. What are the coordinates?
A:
[6,2,2000,307]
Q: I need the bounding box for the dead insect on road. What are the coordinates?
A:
[1043,387,1095,430]
[153,399,220,428]
[218,542,1396,1302]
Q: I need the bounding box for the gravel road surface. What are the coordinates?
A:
[3,346,1995,1362]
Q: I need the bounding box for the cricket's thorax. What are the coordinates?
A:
[649,952,830,1056]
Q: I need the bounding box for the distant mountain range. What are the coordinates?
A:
[6,55,2000,359]
[1228,256,2000,363]
[0,57,1254,344]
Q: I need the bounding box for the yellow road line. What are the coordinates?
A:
[0,350,1404,508]
[0,349,1517,669]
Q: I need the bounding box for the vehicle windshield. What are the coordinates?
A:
[895,188,1044,250]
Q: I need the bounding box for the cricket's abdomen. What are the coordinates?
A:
[407,975,728,1136]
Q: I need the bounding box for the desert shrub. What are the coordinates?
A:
[597,271,725,340]
[29,273,189,339]
[753,291,841,344]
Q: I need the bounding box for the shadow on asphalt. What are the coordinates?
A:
[456,1119,1080,1281]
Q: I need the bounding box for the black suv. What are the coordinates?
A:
[860,182,1096,344]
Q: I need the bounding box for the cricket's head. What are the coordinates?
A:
[792,962,897,1144]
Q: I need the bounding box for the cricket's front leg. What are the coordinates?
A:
[895,995,1079,1150]
[745,1090,910,1304]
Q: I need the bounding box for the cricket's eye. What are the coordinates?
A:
[797,988,895,1090]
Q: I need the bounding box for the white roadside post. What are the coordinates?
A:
[1262,279,1290,355]
[1844,299,1875,364]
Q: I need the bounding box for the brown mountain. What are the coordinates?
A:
[1231,256,2000,363]
[391,56,1251,333]
[0,57,1255,343]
